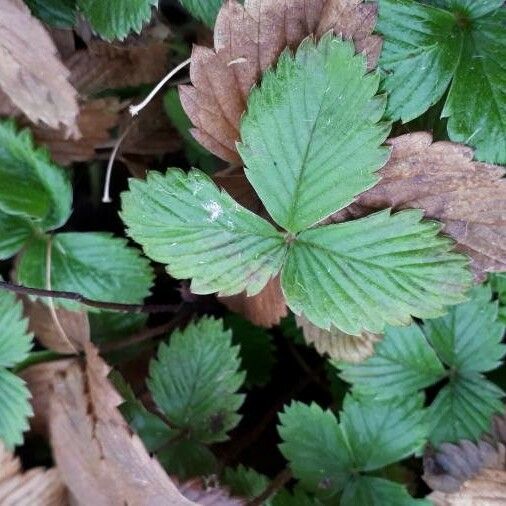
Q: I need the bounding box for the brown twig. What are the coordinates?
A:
[247,468,292,505]
[0,280,181,314]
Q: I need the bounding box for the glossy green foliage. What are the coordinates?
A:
[378,0,506,163]
[278,396,427,504]
[339,286,506,445]
[76,0,157,40]
[0,290,33,448]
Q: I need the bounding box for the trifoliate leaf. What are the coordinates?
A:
[25,0,76,27]
[339,395,427,472]
[424,285,506,373]
[177,0,223,27]
[0,121,72,230]
[378,0,506,163]
[282,209,471,335]
[0,290,33,448]
[76,0,157,41]
[340,476,430,506]
[278,396,427,501]
[278,402,352,499]
[0,370,32,449]
[239,35,390,234]
[339,325,446,398]
[0,213,32,261]
[224,314,275,388]
[222,465,270,501]
[17,232,154,311]
[148,317,245,443]
[121,169,286,297]
[428,374,504,446]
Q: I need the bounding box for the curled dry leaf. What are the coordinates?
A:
[31,99,122,166]
[332,133,506,280]
[19,360,74,435]
[0,0,79,136]
[49,342,196,506]
[296,315,381,363]
[429,468,506,505]
[220,277,287,328]
[22,298,90,353]
[67,41,171,95]
[180,0,382,162]
[0,441,67,505]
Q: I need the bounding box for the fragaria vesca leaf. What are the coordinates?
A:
[123,37,472,335]
[0,288,33,448]
[180,0,381,162]
[121,170,287,297]
[0,213,32,260]
[278,395,427,502]
[377,0,506,163]
[333,133,506,280]
[338,286,506,445]
[16,233,154,311]
[0,0,79,136]
[0,121,72,231]
[238,35,390,233]
[76,0,157,41]
[148,317,245,443]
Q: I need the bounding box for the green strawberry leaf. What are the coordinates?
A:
[378,0,506,163]
[121,169,287,297]
[0,213,32,261]
[281,209,471,335]
[16,232,154,311]
[222,465,270,502]
[25,0,76,28]
[339,324,445,399]
[0,289,33,448]
[428,373,504,445]
[177,0,224,27]
[238,35,390,234]
[148,317,245,444]
[340,476,431,506]
[423,285,506,373]
[77,0,157,40]
[0,120,72,230]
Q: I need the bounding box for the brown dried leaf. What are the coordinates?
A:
[67,41,170,95]
[220,277,287,328]
[180,0,382,162]
[296,315,381,363]
[0,441,67,505]
[429,468,506,505]
[0,0,79,136]
[22,298,90,353]
[31,99,122,165]
[332,133,506,280]
[19,360,74,435]
[49,343,196,506]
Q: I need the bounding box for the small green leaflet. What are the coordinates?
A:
[123,36,472,335]
[239,34,390,234]
[278,395,427,503]
[122,170,287,297]
[25,0,76,28]
[223,466,270,503]
[76,0,157,40]
[0,289,33,448]
[0,213,32,260]
[338,285,506,445]
[378,0,506,164]
[148,317,245,443]
[16,232,154,311]
[0,121,72,231]
[177,0,224,27]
